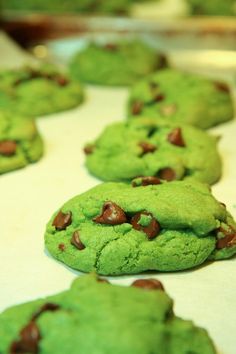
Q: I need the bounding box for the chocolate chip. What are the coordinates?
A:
[32,303,60,321]
[138,142,157,155]
[97,277,110,284]
[131,101,143,115]
[167,127,185,147]
[93,201,127,225]
[132,176,161,187]
[157,168,176,181]
[84,145,95,155]
[52,211,72,231]
[131,211,160,239]
[153,93,165,103]
[10,322,41,354]
[71,230,85,250]
[216,227,236,249]
[56,77,69,86]
[214,82,230,93]
[58,243,65,251]
[104,43,118,51]
[160,104,177,117]
[0,140,17,156]
[131,278,164,291]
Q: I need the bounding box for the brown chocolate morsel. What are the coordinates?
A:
[153,93,165,103]
[97,277,110,284]
[84,145,95,155]
[52,211,72,231]
[131,211,160,239]
[214,82,230,93]
[132,278,165,291]
[167,127,185,147]
[71,230,85,250]
[10,322,41,354]
[104,43,118,51]
[56,76,69,86]
[216,227,236,249]
[157,168,176,182]
[132,176,161,187]
[131,101,143,115]
[0,140,17,156]
[32,303,60,321]
[58,243,65,251]
[93,201,127,225]
[138,141,157,155]
[160,104,177,117]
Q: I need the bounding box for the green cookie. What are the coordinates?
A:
[0,112,43,174]
[84,117,221,185]
[187,0,236,15]
[45,180,236,275]
[0,274,216,354]
[69,40,166,86]
[127,69,234,129]
[0,64,84,118]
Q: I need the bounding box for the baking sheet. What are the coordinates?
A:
[0,32,236,354]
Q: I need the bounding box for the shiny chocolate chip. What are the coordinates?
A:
[157,168,176,182]
[52,211,72,231]
[32,303,60,321]
[10,322,41,354]
[153,93,165,103]
[0,140,17,156]
[132,176,161,187]
[216,227,236,249]
[131,211,160,239]
[131,101,143,115]
[84,144,95,155]
[138,141,157,155]
[93,201,127,225]
[214,82,230,93]
[132,278,164,291]
[58,243,65,251]
[104,43,118,51]
[71,230,85,250]
[160,104,177,117]
[167,127,185,147]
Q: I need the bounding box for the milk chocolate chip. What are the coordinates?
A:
[131,211,160,239]
[157,168,176,181]
[71,230,85,250]
[167,127,185,147]
[93,201,127,225]
[132,278,164,291]
[0,140,17,156]
[52,211,72,231]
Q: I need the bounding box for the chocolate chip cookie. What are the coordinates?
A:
[0,112,43,174]
[0,64,84,117]
[127,69,234,129]
[84,118,221,185]
[69,40,166,86]
[45,180,236,275]
[0,274,216,354]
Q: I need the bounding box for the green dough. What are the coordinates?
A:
[45,180,236,275]
[69,40,166,86]
[84,117,221,185]
[0,112,43,174]
[127,69,234,129]
[0,274,216,354]
[187,0,236,16]
[2,0,160,15]
[0,64,84,118]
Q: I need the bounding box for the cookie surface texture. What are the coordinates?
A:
[0,274,216,354]
[127,69,233,129]
[45,180,236,275]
